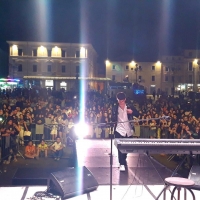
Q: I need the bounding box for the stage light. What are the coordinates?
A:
[74,123,89,139]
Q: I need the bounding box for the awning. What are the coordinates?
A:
[23,76,111,81]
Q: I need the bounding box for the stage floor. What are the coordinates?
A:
[0,185,199,200]
[75,139,172,185]
[0,139,196,199]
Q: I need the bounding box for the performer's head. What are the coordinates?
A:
[116,92,126,106]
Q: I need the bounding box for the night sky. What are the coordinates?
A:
[0,0,200,75]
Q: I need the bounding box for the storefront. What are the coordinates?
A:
[23,76,110,92]
[0,78,20,89]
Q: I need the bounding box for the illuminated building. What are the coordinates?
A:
[8,41,109,91]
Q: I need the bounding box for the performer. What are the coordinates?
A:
[114,92,139,171]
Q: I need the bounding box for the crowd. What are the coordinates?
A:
[0,87,200,165]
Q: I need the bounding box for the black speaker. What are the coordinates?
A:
[188,165,200,190]
[47,166,98,199]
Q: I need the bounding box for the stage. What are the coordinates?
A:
[1,185,199,200]
[0,139,199,199]
[75,139,172,185]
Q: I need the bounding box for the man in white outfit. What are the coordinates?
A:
[114,92,139,171]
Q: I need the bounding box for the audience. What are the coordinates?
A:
[0,86,200,167]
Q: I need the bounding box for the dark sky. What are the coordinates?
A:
[0,0,200,73]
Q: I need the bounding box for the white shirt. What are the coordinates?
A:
[116,106,133,137]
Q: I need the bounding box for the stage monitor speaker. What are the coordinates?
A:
[188,165,200,190]
[47,166,98,199]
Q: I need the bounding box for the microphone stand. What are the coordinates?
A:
[107,122,115,200]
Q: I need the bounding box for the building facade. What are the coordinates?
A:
[161,50,200,94]
[106,50,200,95]
[8,41,109,91]
[106,60,162,94]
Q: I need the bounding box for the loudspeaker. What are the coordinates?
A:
[188,165,200,190]
[47,166,98,199]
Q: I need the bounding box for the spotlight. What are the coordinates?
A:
[74,122,89,139]
[74,96,77,99]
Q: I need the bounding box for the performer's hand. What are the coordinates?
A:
[127,109,133,114]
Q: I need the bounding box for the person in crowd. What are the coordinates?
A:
[35,114,45,144]
[191,126,200,139]
[50,115,58,140]
[59,113,68,143]
[50,137,64,161]
[4,119,20,164]
[37,139,48,158]
[23,111,32,144]
[24,140,37,159]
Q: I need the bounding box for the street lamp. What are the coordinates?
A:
[134,64,142,83]
[130,61,142,83]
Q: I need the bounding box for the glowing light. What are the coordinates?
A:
[193,59,198,65]
[74,123,89,139]
[40,46,44,53]
[80,47,86,58]
[12,45,18,50]
[11,45,18,56]
[0,78,20,82]
[55,46,58,53]
[105,60,110,66]
[131,61,136,66]
[156,61,161,65]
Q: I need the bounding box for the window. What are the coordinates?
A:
[33,49,37,56]
[76,66,80,73]
[188,75,193,83]
[189,52,193,57]
[75,51,80,58]
[18,49,23,56]
[61,50,65,58]
[112,75,115,81]
[47,50,51,57]
[33,65,37,72]
[47,65,52,72]
[165,67,169,71]
[18,64,22,72]
[178,76,182,82]
[188,62,193,71]
[171,76,174,82]
[112,65,115,70]
[165,75,168,82]
[152,76,155,81]
[125,65,129,70]
[151,66,155,70]
[62,65,66,73]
